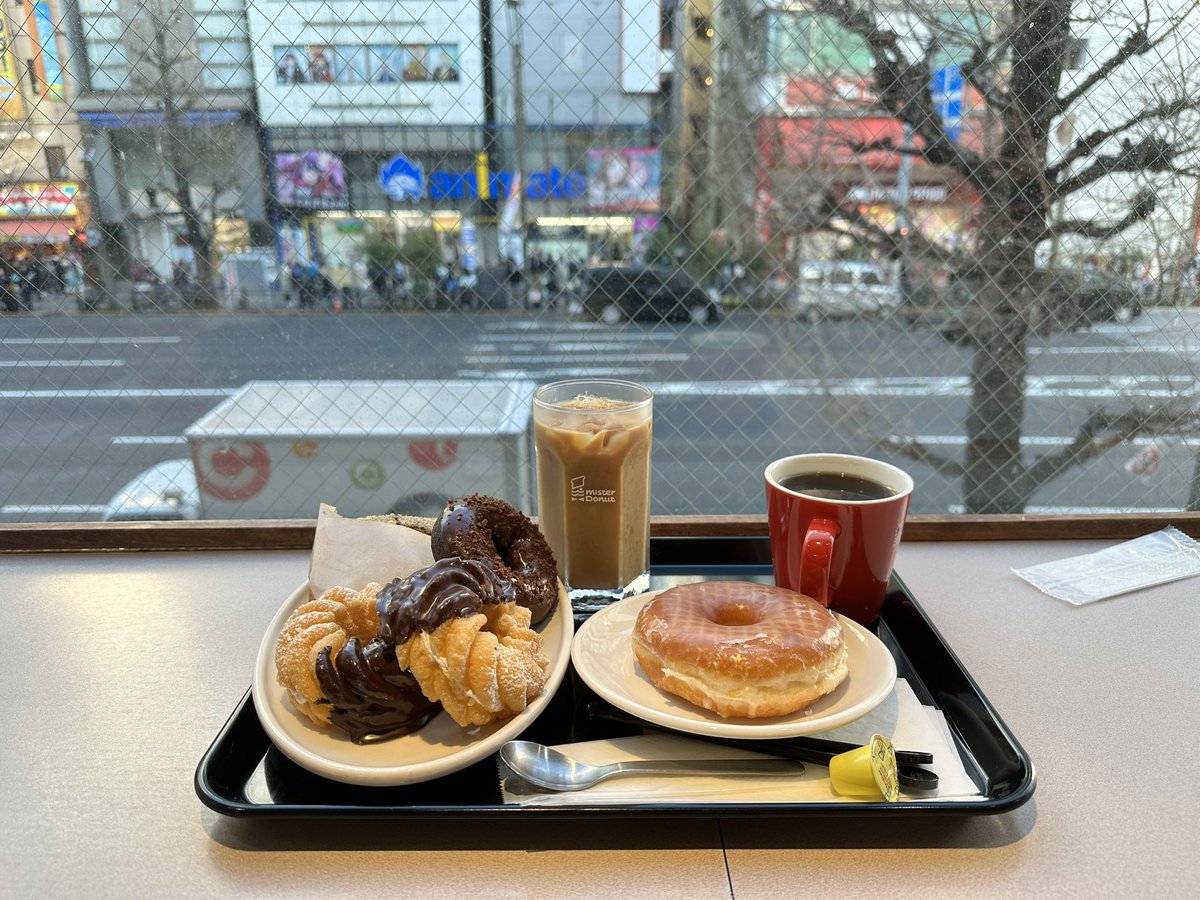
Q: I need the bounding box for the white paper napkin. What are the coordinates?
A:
[307,503,434,599]
[499,679,982,806]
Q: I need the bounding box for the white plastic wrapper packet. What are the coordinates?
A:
[1013,526,1200,605]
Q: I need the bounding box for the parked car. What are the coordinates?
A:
[580,265,723,325]
[898,267,1144,342]
[790,261,899,320]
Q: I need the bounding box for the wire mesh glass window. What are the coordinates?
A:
[2,0,1200,523]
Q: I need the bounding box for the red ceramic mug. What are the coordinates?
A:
[765,454,913,625]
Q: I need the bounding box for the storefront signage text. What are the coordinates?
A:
[428,168,586,202]
[0,182,80,218]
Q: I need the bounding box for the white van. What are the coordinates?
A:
[790,261,898,319]
[102,379,536,521]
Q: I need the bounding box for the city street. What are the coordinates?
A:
[3,305,1200,521]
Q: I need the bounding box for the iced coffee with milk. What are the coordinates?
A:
[533,379,653,611]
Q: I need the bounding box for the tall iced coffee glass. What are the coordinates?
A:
[533,379,653,612]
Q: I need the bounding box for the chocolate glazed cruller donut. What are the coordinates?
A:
[274,583,439,742]
[431,494,559,626]
[274,558,548,741]
[381,557,549,728]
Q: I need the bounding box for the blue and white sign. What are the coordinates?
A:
[930,64,964,144]
[380,153,425,202]
[460,217,478,274]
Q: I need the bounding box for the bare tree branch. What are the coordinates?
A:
[811,0,997,194]
[1054,134,1179,198]
[1024,406,1197,491]
[1055,0,1200,113]
[1048,98,1200,178]
[1047,190,1157,239]
[878,435,967,478]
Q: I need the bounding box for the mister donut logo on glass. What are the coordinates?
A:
[569,475,616,503]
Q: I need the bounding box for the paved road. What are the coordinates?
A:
[2,305,1199,521]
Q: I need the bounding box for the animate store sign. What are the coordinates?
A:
[380,153,586,203]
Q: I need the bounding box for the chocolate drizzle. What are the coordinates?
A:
[377,556,507,646]
[314,637,440,743]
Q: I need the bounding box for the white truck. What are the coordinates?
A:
[102,379,536,521]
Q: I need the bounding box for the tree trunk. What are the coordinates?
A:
[962,1,1070,513]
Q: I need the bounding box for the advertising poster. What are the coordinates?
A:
[334,46,367,83]
[273,151,348,209]
[369,46,405,83]
[307,46,335,83]
[0,12,23,118]
[586,148,661,212]
[275,47,309,84]
[33,3,64,99]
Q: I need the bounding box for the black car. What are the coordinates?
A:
[580,265,722,325]
[897,267,1143,342]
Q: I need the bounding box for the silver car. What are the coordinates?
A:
[790,261,899,320]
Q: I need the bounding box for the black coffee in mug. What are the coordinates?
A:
[779,471,897,502]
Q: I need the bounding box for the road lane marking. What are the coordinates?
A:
[112,435,187,446]
[0,359,126,368]
[948,504,1183,514]
[503,321,678,335]
[643,376,1196,399]
[3,376,1196,403]
[472,340,682,352]
[456,367,650,379]
[0,504,107,515]
[463,352,691,364]
[1031,344,1197,355]
[0,336,181,346]
[887,434,1166,447]
[0,388,236,399]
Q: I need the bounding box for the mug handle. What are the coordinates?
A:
[801,518,839,607]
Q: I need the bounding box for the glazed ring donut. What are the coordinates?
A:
[431,494,559,626]
[632,581,848,718]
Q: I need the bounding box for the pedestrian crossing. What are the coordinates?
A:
[455,319,696,380]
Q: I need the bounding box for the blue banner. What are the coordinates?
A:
[33,3,63,100]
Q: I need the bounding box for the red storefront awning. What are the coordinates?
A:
[759,116,907,170]
[0,220,77,243]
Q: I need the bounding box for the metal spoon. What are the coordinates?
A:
[500,740,805,792]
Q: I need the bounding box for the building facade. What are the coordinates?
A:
[65,0,269,281]
[245,0,666,276]
[0,0,86,250]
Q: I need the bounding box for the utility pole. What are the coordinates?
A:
[478,0,500,265]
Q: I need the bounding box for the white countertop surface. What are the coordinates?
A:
[2,538,1196,897]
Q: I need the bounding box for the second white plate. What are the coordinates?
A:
[571,589,897,739]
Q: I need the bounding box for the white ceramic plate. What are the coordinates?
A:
[253,582,573,786]
[571,589,896,739]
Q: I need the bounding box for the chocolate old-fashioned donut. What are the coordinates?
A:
[430,494,559,626]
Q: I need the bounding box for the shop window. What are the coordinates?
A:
[44,146,67,179]
[766,12,870,75]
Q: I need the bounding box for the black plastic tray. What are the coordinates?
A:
[196,536,1035,818]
